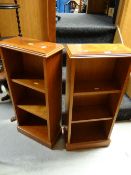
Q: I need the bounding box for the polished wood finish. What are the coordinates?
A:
[21,0,56,42]
[0,0,18,36]
[0,37,63,148]
[12,79,46,93]
[0,0,56,42]
[87,0,108,14]
[17,105,48,120]
[66,43,131,150]
[18,125,50,147]
[0,37,63,57]
[117,0,131,48]
[66,139,110,151]
[113,27,123,44]
[66,44,131,58]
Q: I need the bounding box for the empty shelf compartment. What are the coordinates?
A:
[72,93,120,122]
[12,83,47,120]
[12,79,46,93]
[74,58,130,94]
[71,121,111,143]
[3,49,44,79]
[17,109,50,146]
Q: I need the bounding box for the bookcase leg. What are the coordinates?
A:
[10,115,16,122]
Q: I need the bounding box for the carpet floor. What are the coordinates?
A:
[0,103,131,175]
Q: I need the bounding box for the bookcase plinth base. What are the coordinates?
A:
[17,126,61,149]
[66,139,111,151]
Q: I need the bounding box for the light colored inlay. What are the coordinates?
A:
[28,43,34,46]
[83,50,89,52]
[34,82,39,85]
[94,88,100,90]
[104,51,112,54]
[41,46,47,49]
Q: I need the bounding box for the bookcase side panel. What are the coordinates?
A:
[108,58,131,138]
[67,60,76,144]
[44,52,62,144]
[0,48,23,123]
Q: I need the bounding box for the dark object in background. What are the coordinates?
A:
[87,0,108,14]
[56,15,61,23]
[0,79,10,103]
[113,0,120,23]
[117,95,131,121]
[87,0,120,23]
[64,0,79,13]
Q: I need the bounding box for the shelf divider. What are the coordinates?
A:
[17,125,50,147]
[74,80,121,96]
[17,104,48,120]
[72,105,113,123]
[12,79,46,93]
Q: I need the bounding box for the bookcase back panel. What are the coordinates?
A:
[22,53,44,79]
[2,48,23,78]
[75,58,117,82]
[74,58,130,91]
[73,94,108,106]
[71,120,112,143]
[113,58,131,89]
[2,48,44,79]
[73,93,120,118]
[17,108,47,126]
[12,83,46,105]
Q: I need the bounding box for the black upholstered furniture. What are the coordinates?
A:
[56,13,116,43]
[117,95,131,121]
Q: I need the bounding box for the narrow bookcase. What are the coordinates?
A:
[65,44,131,150]
[0,37,63,148]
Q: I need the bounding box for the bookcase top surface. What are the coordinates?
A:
[0,37,64,58]
[66,44,131,59]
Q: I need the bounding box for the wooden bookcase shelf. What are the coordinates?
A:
[74,80,121,96]
[66,44,131,150]
[72,104,113,123]
[17,109,49,146]
[70,121,111,143]
[12,79,46,93]
[17,104,48,120]
[0,37,63,148]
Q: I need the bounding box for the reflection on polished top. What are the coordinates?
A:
[0,37,64,58]
[66,44,131,58]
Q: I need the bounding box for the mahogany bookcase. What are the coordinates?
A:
[0,37,63,148]
[65,44,131,150]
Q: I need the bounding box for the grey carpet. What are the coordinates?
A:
[117,95,131,121]
[0,102,131,175]
[0,101,131,175]
[56,13,116,43]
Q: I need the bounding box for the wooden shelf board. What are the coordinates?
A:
[72,105,112,123]
[74,80,121,96]
[66,139,110,151]
[71,123,107,143]
[12,79,46,93]
[17,125,51,148]
[17,105,48,120]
